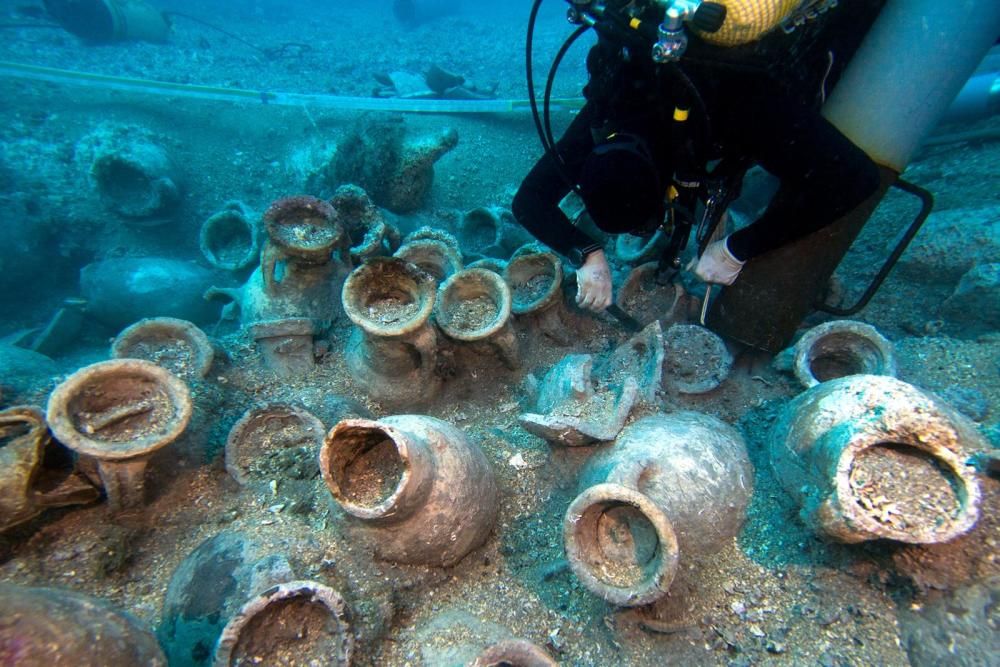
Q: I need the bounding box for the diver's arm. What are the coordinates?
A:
[725,102,879,261]
[512,104,603,261]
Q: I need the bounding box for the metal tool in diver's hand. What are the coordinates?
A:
[565,272,642,333]
[607,303,643,333]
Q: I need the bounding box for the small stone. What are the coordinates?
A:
[766,640,786,654]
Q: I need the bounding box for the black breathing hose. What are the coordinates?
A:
[527,0,589,193]
[544,24,589,159]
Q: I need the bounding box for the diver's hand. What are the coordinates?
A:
[691,238,745,286]
[575,250,613,312]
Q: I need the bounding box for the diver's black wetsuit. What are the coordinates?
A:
[513,3,882,264]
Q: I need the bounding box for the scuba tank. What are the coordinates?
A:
[695,0,820,46]
[706,0,1000,352]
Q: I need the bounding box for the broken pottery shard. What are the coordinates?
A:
[593,321,665,406]
[519,376,639,447]
[535,354,593,414]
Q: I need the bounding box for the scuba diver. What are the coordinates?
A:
[513,0,882,312]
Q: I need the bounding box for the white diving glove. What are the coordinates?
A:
[575,249,613,312]
[692,237,745,286]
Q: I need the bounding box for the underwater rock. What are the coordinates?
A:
[111,317,215,380]
[769,374,983,544]
[213,580,353,666]
[940,262,1000,337]
[0,582,167,664]
[81,257,221,329]
[199,201,260,272]
[342,257,441,408]
[330,184,402,264]
[774,319,897,389]
[90,136,179,222]
[0,406,100,533]
[519,354,639,447]
[0,343,60,404]
[435,268,519,369]
[46,359,192,511]
[899,576,1000,667]
[158,531,296,667]
[565,412,753,606]
[320,415,498,567]
[895,204,1000,284]
[334,116,458,213]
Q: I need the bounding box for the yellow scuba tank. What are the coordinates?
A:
[696,0,803,46]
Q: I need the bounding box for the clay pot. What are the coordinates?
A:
[0,406,100,533]
[46,359,192,511]
[504,250,571,345]
[768,374,982,544]
[159,531,297,667]
[320,415,499,567]
[111,317,214,380]
[90,138,178,221]
[213,580,352,667]
[383,127,459,212]
[342,257,440,407]
[331,118,458,213]
[472,640,558,667]
[82,257,220,328]
[435,268,519,368]
[614,230,669,264]
[247,318,319,378]
[199,201,260,272]
[262,195,346,264]
[394,231,464,285]
[224,403,326,487]
[615,262,691,327]
[565,413,753,606]
[205,196,352,374]
[662,323,733,394]
[458,207,533,262]
[330,184,401,264]
[467,257,508,274]
[789,319,897,389]
[0,582,166,664]
[248,196,351,326]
